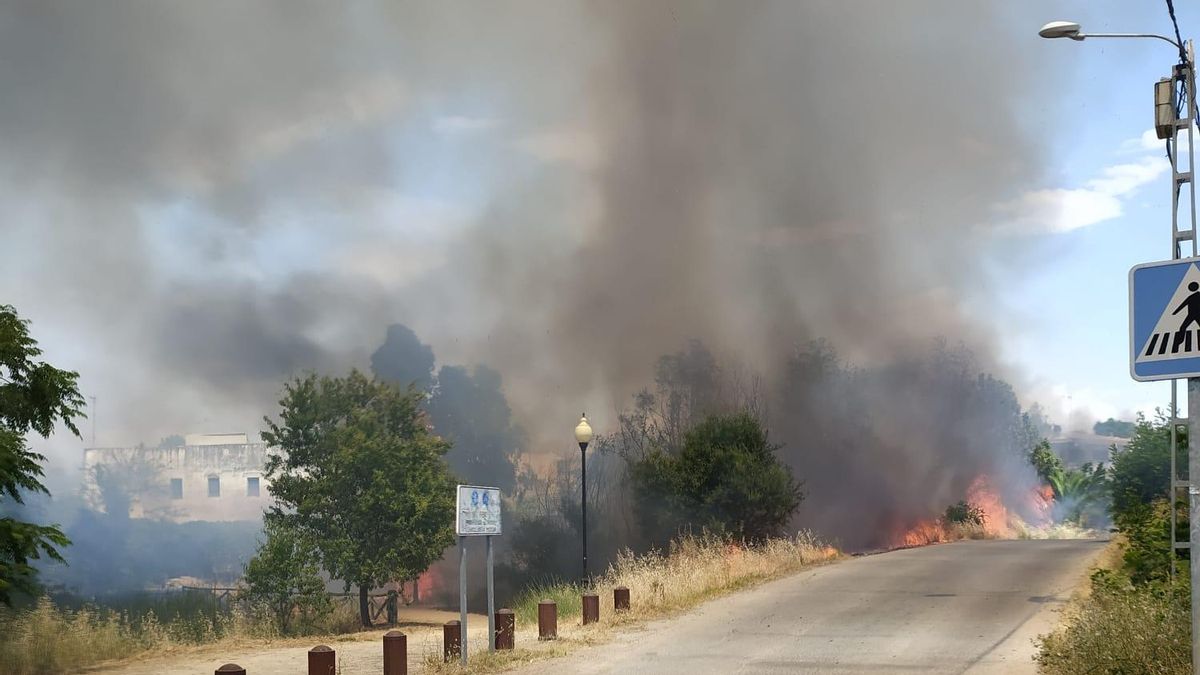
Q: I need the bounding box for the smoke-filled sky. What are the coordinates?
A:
[0,2,1184,480]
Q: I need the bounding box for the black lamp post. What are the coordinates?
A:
[574,414,593,582]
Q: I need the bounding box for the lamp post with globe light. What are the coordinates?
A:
[574,414,594,582]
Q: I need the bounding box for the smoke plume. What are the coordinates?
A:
[0,2,1057,547]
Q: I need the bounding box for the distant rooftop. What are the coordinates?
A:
[184,433,250,446]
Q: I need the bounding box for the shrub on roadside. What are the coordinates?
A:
[1036,571,1189,675]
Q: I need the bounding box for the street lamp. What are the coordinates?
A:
[1040,17,1198,672]
[574,414,593,582]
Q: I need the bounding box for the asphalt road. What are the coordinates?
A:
[510,538,1108,675]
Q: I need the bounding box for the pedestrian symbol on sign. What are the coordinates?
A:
[1136,262,1200,362]
[1130,258,1200,380]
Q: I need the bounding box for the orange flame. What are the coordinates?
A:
[966,475,1010,537]
[416,567,439,602]
[892,474,1047,548]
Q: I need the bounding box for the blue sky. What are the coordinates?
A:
[993,3,1200,426]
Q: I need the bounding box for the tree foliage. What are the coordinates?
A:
[242,520,331,634]
[943,501,986,526]
[1028,439,1064,484]
[261,370,457,626]
[1107,412,1186,584]
[427,365,524,494]
[1109,412,1179,521]
[1093,417,1136,439]
[0,305,84,604]
[629,412,803,544]
[1045,462,1108,527]
[369,324,435,392]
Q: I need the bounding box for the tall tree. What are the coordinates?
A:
[370,324,435,392]
[262,370,457,626]
[0,304,84,604]
[428,365,524,493]
[630,412,803,544]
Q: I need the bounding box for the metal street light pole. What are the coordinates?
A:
[1041,20,1199,672]
[574,414,594,582]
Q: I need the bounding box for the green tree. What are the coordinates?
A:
[1045,463,1109,527]
[0,304,84,604]
[630,412,803,544]
[261,370,457,627]
[428,364,524,494]
[1109,412,1180,521]
[242,520,331,634]
[1028,439,1064,484]
[1093,417,1137,439]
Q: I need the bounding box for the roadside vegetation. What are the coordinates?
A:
[1037,412,1191,674]
[423,530,840,674]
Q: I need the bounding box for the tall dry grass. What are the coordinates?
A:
[513,531,839,626]
[0,595,285,675]
[422,532,840,674]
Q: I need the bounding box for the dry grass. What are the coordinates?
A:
[0,596,283,675]
[423,531,841,674]
[1035,537,1189,675]
[1015,521,1098,540]
[0,594,372,675]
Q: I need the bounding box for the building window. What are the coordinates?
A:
[170,478,183,500]
[246,477,260,497]
[207,475,220,498]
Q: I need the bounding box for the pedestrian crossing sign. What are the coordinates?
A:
[1131,257,1200,381]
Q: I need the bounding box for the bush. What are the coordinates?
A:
[1109,413,1181,521]
[629,412,803,544]
[1037,572,1190,674]
[943,501,985,526]
[241,520,332,634]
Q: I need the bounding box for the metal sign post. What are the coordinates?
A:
[1128,37,1200,673]
[487,535,495,652]
[453,484,502,666]
[458,536,467,666]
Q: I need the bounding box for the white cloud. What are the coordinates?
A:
[1118,128,1165,154]
[993,152,1168,234]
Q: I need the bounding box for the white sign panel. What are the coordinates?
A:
[456,484,501,536]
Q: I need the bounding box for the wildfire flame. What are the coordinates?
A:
[892,474,1053,548]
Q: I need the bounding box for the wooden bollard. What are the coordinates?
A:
[443,620,461,662]
[215,666,245,675]
[582,593,600,625]
[308,645,335,675]
[614,586,630,612]
[383,630,407,675]
[537,599,557,640]
[495,608,515,650]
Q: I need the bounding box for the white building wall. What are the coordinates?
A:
[83,441,272,522]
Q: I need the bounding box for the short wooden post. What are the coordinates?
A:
[443,620,461,662]
[537,599,557,640]
[614,586,630,611]
[308,645,335,675]
[383,630,407,675]
[215,666,245,675]
[495,608,515,650]
[387,589,398,626]
[582,593,600,625]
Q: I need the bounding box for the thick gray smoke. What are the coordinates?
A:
[0,2,1060,545]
